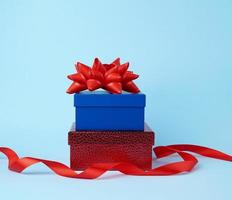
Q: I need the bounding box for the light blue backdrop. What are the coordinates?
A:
[0,1,231,200]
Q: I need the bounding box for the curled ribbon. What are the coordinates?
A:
[66,58,140,94]
[1,144,231,179]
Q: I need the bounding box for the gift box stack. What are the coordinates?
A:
[67,58,155,170]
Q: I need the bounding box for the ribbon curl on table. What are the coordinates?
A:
[66,58,140,94]
[1,145,232,179]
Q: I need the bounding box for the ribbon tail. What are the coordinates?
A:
[150,146,198,175]
[164,144,232,162]
[0,145,232,179]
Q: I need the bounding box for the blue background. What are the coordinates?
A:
[0,0,231,200]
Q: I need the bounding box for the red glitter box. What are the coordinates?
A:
[68,123,155,170]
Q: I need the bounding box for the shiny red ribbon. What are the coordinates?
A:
[1,144,231,179]
[66,58,140,94]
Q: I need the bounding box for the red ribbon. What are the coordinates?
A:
[66,58,140,94]
[1,144,231,179]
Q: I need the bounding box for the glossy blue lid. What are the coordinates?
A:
[74,91,145,107]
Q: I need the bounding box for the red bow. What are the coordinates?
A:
[66,58,140,94]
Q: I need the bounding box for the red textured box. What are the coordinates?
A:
[68,123,155,170]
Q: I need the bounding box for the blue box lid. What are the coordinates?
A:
[74,91,145,107]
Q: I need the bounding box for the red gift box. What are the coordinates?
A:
[68,123,155,170]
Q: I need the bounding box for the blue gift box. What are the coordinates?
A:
[74,91,145,131]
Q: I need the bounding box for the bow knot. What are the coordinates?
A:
[66,58,140,94]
